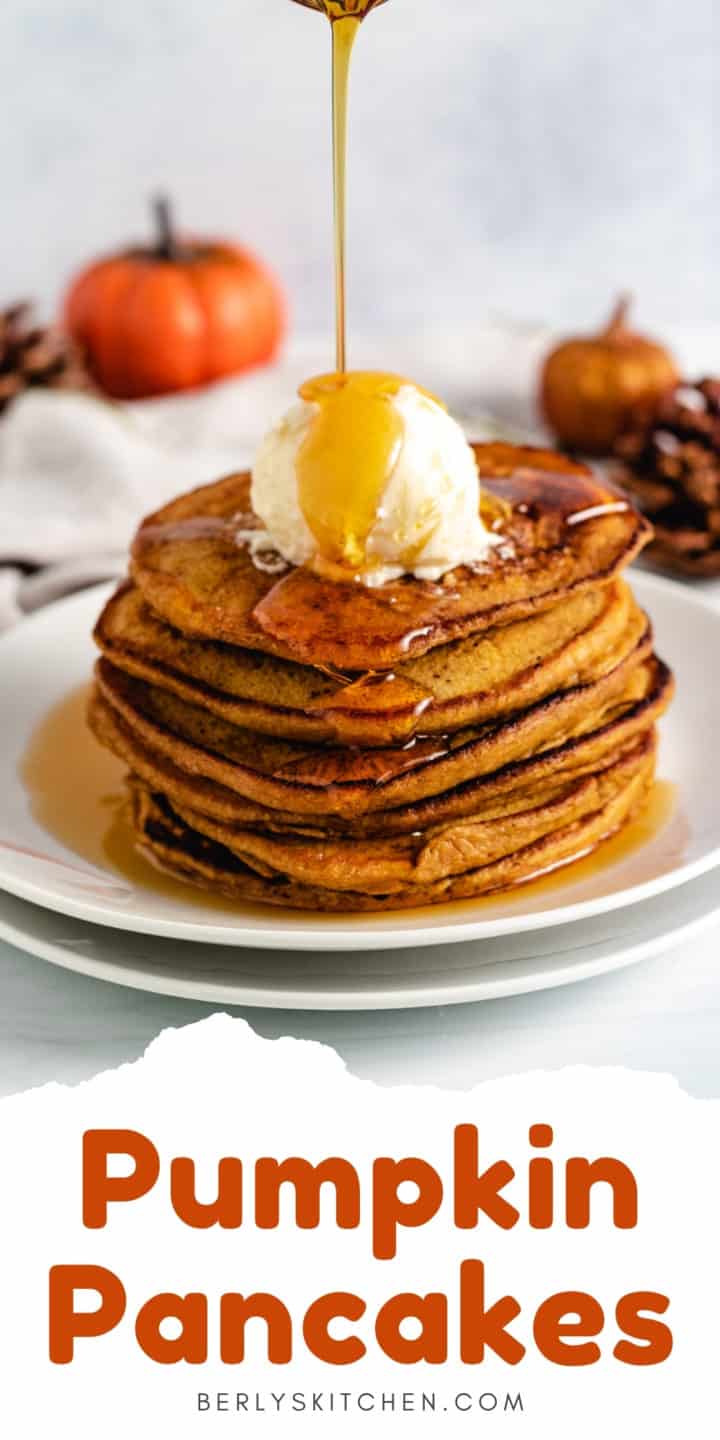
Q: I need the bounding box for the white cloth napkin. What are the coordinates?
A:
[0,360,326,630]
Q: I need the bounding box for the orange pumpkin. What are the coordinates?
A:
[540,297,678,456]
[64,199,287,399]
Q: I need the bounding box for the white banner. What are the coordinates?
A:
[0,1015,716,1437]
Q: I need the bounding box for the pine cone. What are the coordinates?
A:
[612,379,720,577]
[0,301,92,415]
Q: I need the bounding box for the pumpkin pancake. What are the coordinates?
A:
[161,737,656,895]
[96,577,637,746]
[92,596,652,821]
[88,656,672,839]
[90,430,673,913]
[129,444,652,671]
[129,750,655,912]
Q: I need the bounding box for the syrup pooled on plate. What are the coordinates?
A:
[20,686,262,913]
[21,685,682,916]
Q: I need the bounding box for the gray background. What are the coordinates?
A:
[1,0,716,338]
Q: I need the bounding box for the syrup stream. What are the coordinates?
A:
[331,17,359,372]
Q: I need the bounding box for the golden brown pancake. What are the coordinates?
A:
[130,749,655,912]
[93,601,652,821]
[96,577,638,746]
[160,738,656,895]
[88,656,672,839]
[129,444,652,671]
[88,435,672,915]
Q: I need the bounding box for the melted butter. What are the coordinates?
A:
[297,371,441,571]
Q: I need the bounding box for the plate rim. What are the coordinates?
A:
[0,571,718,952]
[1,869,718,1010]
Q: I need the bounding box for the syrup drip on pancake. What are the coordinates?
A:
[252,463,641,669]
[277,734,452,788]
[297,372,442,573]
[129,447,652,673]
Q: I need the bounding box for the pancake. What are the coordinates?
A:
[129,444,652,671]
[93,602,653,820]
[88,432,673,915]
[161,737,656,895]
[88,656,672,839]
[95,578,637,746]
[89,655,672,839]
[130,749,655,912]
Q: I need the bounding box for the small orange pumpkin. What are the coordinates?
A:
[540,296,678,455]
[64,198,287,400]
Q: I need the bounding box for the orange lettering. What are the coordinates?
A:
[220,1293,293,1364]
[534,1292,604,1366]
[372,1158,443,1261]
[83,1130,159,1229]
[170,1158,243,1228]
[303,1293,366,1364]
[614,1293,673,1365]
[566,1158,638,1229]
[49,1265,126,1363]
[375,1293,447,1364]
[255,1157,360,1230]
[135,1293,207,1364]
[454,1127,518,1231]
[460,1260,524,1365]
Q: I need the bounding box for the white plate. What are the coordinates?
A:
[0,869,718,1009]
[0,574,717,951]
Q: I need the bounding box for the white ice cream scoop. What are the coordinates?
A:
[250,372,500,588]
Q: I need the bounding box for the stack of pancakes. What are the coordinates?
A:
[89,443,673,912]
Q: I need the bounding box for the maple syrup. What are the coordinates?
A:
[20,685,241,911]
[297,372,441,569]
[291,0,388,370]
[252,461,631,671]
[492,778,683,905]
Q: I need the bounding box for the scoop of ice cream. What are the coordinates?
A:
[250,373,499,587]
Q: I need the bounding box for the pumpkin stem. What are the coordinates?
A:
[605,293,632,337]
[153,195,180,262]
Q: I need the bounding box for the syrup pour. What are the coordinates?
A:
[297,372,441,569]
[331,16,357,372]
[291,0,388,370]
